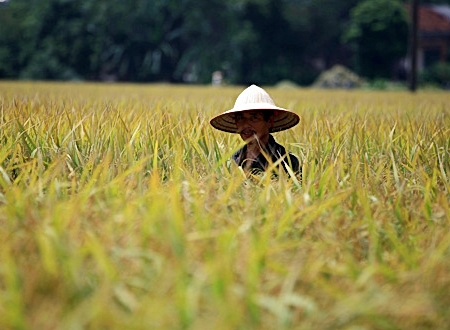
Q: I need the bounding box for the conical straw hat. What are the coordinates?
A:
[210,84,300,133]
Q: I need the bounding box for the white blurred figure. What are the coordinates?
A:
[211,71,223,86]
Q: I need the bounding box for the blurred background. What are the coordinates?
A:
[0,0,449,88]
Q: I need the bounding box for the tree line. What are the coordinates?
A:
[0,0,449,85]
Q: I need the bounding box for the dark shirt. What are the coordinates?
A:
[232,135,300,176]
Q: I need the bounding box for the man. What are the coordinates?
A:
[210,84,300,176]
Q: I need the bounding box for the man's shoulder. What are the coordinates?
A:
[286,152,300,167]
[269,136,300,172]
[232,146,245,163]
[269,136,291,156]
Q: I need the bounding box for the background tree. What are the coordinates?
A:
[85,0,186,82]
[282,0,361,83]
[171,0,253,84]
[343,0,409,79]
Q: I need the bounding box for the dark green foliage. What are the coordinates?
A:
[0,0,439,85]
[420,62,450,88]
[343,0,409,79]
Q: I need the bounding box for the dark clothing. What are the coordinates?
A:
[232,135,300,176]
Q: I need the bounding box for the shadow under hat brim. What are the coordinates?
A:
[210,103,300,133]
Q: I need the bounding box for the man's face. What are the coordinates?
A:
[235,111,273,142]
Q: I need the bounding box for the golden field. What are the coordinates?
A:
[0,81,449,330]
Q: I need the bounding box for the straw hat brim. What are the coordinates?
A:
[210,103,300,133]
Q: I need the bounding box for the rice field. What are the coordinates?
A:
[0,81,449,330]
